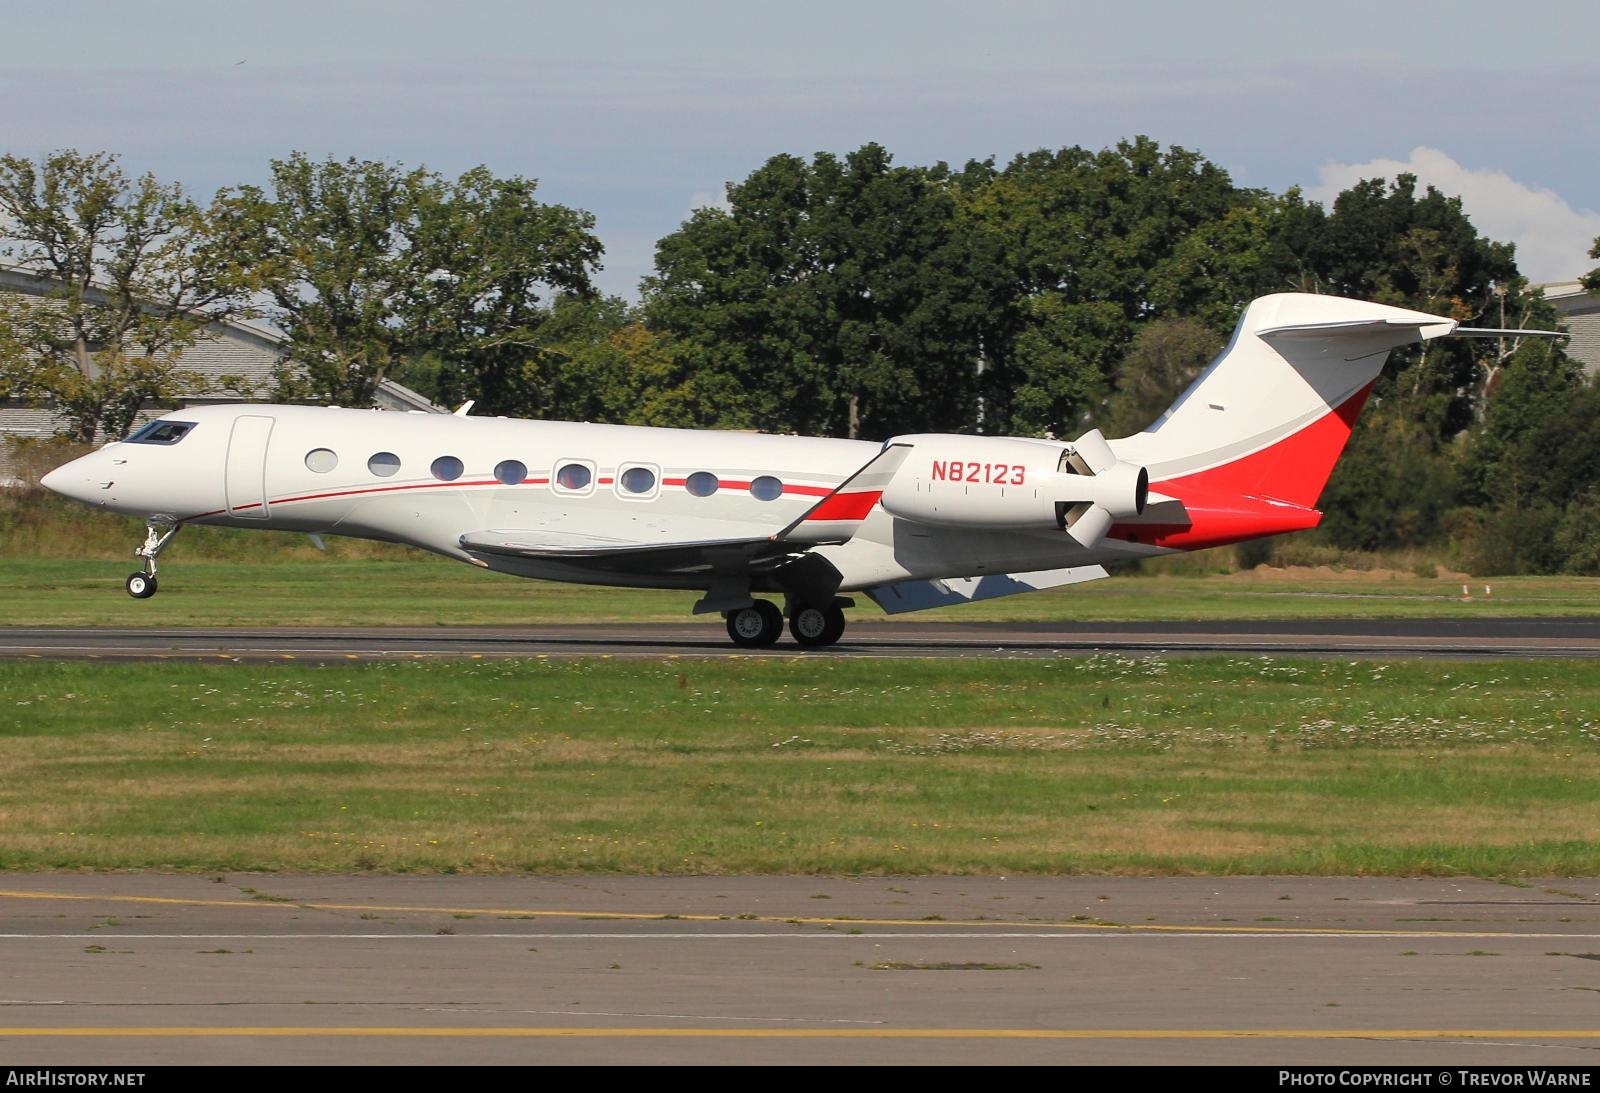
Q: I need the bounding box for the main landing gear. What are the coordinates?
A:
[788,602,846,647]
[725,600,784,647]
[723,599,848,648]
[126,520,181,599]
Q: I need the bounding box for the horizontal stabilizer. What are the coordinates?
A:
[1138,491,1190,523]
[865,565,1108,616]
[1257,317,1456,350]
[1260,318,1565,344]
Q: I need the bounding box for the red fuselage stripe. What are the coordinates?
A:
[190,474,840,522]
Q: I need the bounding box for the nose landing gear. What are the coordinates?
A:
[127,520,181,599]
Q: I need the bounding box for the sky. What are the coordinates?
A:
[3,0,1597,298]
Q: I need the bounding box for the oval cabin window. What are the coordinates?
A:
[685,472,719,497]
[304,448,338,474]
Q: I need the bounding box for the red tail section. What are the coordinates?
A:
[1110,380,1375,550]
[1100,294,1475,553]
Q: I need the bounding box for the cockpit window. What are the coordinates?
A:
[125,420,196,445]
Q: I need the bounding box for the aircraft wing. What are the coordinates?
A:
[458,530,801,575]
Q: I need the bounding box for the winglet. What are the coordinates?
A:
[778,442,912,544]
[453,400,476,417]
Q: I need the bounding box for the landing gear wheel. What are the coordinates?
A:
[725,600,784,647]
[790,603,846,647]
[128,521,180,599]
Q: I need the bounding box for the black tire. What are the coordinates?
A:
[820,603,846,645]
[726,600,783,647]
[791,603,846,647]
[126,572,157,599]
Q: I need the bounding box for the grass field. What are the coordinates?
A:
[3,656,1598,876]
[7,557,1599,628]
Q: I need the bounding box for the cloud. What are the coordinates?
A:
[1306,148,1600,284]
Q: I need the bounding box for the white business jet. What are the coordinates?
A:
[41,293,1546,647]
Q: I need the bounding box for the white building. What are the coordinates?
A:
[1540,280,1600,376]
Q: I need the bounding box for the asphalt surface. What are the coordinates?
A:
[2,617,1598,661]
[3,874,1600,1065]
[4,622,1596,1066]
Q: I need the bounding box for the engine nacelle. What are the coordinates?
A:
[879,433,1148,539]
[1052,459,1149,519]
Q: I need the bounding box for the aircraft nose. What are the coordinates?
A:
[40,458,97,503]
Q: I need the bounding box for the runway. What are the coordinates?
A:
[3,874,1600,1065]
[1,616,1597,661]
[5,623,1594,1064]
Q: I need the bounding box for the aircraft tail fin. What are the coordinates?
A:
[1108,293,1479,550]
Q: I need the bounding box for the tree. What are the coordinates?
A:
[1101,317,1222,437]
[1453,339,1600,573]
[1150,189,1328,329]
[1302,173,1524,436]
[1291,173,1542,552]
[212,153,434,406]
[428,293,694,426]
[0,296,30,401]
[216,154,603,409]
[1579,235,1599,294]
[406,166,602,416]
[646,144,993,439]
[0,150,254,441]
[957,138,1281,437]
[1316,405,1460,551]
